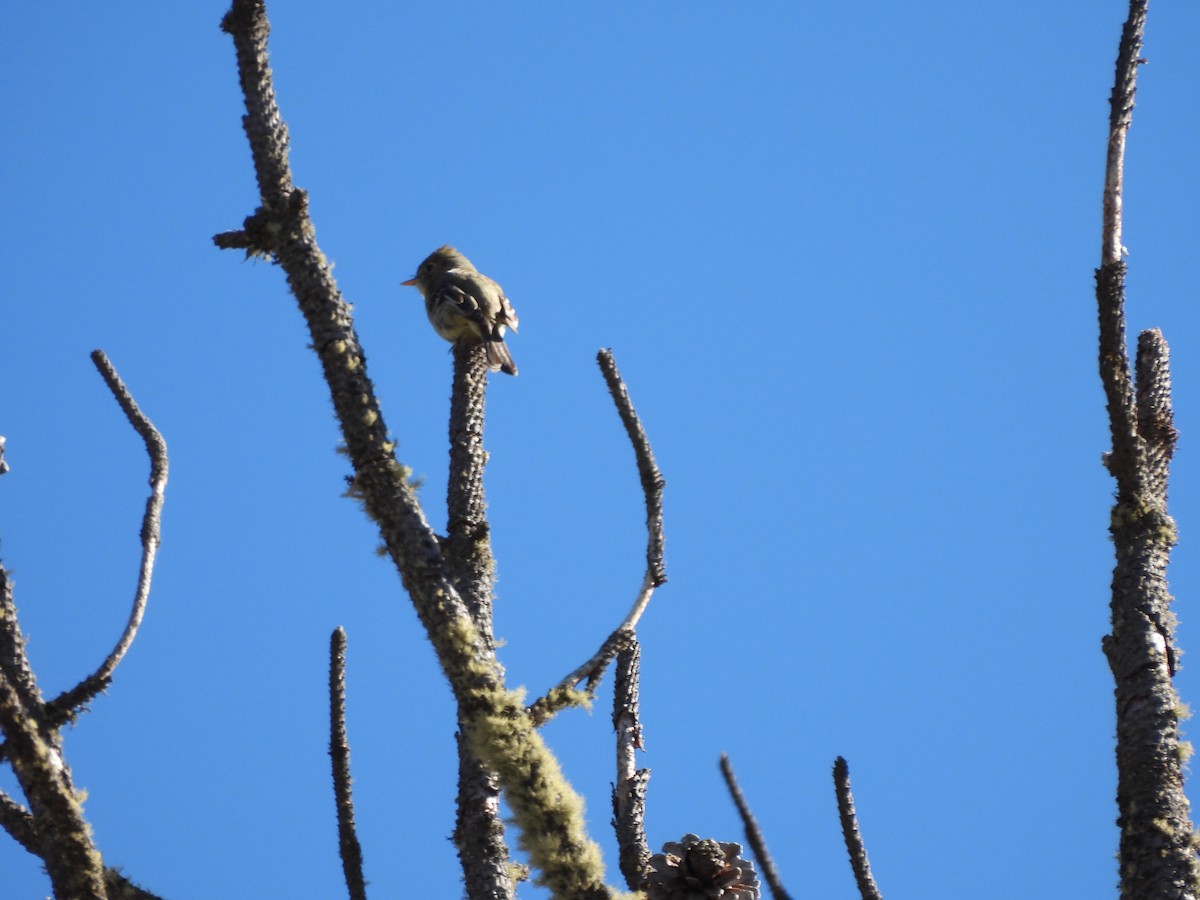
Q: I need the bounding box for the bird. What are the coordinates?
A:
[402,245,519,376]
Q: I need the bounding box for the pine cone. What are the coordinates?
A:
[642,833,760,899]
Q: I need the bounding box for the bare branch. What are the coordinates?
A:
[833,757,882,900]
[47,351,168,720]
[0,568,39,713]
[597,349,665,587]
[528,577,647,726]
[0,787,163,900]
[528,353,666,724]
[444,343,516,899]
[445,340,499,631]
[101,869,167,900]
[1093,5,1199,896]
[720,754,791,900]
[329,628,367,900]
[1097,0,1147,489]
[1101,0,1147,267]
[612,639,650,891]
[1096,262,1141,490]
[0,667,105,898]
[1135,328,1177,500]
[0,788,37,854]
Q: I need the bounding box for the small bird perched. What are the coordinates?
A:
[402,245,519,376]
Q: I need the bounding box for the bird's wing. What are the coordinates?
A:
[428,281,490,342]
[497,290,519,333]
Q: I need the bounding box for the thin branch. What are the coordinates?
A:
[47,351,168,720]
[720,754,791,900]
[445,340,498,632]
[1135,329,1177,501]
[0,567,40,714]
[597,350,665,587]
[528,353,666,724]
[833,757,882,900]
[527,576,648,726]
[0,786,164,900]
[329,628,367,900]
[1097,0,1148,488]
[1101,0,1147,267]
[612,639,650,891]
[0,788,37,855]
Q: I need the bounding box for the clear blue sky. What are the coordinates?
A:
[3,3,1199,898]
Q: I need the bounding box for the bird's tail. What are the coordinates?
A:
[486,339,518,376]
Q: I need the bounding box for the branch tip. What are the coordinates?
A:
[833,757,882,900]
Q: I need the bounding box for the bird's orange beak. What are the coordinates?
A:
[401,277,417,286]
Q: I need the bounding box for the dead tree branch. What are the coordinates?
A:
[329,628,367,900]
[833,757,882,900]
[1094,3,1199,896]
[48,350,169,720]
[0,566,107,899]
[0,355,167,899]
[529,351,666,725]
[598,349,667,588]
[445,341,515,898]
[217,3,613,895]
[720,754,791,900]
[612,639,650,890]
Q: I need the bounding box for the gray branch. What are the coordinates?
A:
[833,757,882,900]
[528,351,666,725]
[720,754,791,900]
[329,628,367,900]
[1094,3,1199,896]
[612,639,650,890]
[48,350,168,720]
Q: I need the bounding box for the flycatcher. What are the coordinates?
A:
[402,245,519,376]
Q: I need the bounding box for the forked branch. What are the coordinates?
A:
[0,357,167,899]
[218,3,613,895]
[529,351,666,724]
[1094,3,1198,896]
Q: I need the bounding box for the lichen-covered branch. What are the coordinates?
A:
[833,757,881,900]
[216,3,618,895]
[1094,3,1199,896]
[457,617,615,899]
[445,342,515,899]
[0,788,37,855]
